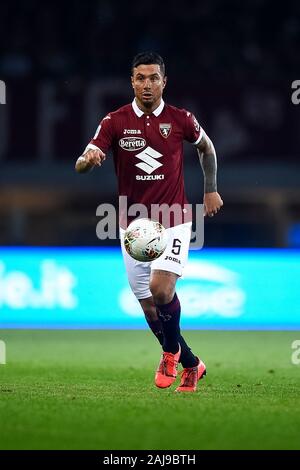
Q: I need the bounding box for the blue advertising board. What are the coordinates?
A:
[0,248,299,329]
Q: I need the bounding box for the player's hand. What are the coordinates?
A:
[75,148,106,173]
[203,192,223,217]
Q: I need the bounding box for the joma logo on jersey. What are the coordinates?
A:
[123,129,142,135]
[135,146,163,179]
[119,137,146,151]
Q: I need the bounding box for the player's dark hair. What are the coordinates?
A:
[132,52,166,76]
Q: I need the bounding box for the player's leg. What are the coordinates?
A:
[149,271,199,366]
[139,296,197,367]
[150,223,206,390]
[150,270,205,390]
[149,270,182,387]
[149,270,180,353]
[150,222,198,364]
[139,297,164,346]
[120,226,181,387]
[120,224,205,391]
[120,228,162,344]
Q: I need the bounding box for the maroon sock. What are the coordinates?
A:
[156,293,181,354]
[179,335,199,368]
[145,318,164,346]
[156,294,199,365]
[145,315,197,366]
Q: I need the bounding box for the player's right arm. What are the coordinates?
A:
[75,148,106,173]
[75,114,113,174]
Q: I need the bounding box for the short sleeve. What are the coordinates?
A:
[183,110,203,145]
[84,114,114,154]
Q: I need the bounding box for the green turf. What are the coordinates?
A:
[0,330,300,450]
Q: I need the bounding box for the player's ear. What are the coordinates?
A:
[131,76,135,89]
[163,75,167,88]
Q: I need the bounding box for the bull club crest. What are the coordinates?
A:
[159,123,172,138]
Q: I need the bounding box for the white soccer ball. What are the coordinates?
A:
[124,218,168,262]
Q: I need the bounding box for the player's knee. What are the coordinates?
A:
[150,283,174,305]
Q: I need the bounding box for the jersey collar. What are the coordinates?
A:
[132,98,165,117]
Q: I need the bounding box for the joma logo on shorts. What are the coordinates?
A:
[164,256,181,264]
[119,137,146,151]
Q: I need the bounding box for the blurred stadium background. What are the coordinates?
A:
[0,0,299,249]
[0,0,300,451]
[0,0,299,328]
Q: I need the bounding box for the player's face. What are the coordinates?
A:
[131,64,167,111]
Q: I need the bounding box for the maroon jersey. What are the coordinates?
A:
[86,99,202,228]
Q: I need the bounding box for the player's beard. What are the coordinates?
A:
[142,99,153,109]
[141,94,159,110]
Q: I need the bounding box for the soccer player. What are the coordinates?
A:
[75,52,223,392]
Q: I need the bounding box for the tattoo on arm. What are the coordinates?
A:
[196,131,217,193]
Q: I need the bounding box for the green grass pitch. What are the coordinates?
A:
[0,330,300,450]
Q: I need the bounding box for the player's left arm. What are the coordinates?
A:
[196,130,223,217]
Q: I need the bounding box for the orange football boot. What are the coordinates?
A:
[155,345,181,388]
[175,359,206,392]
